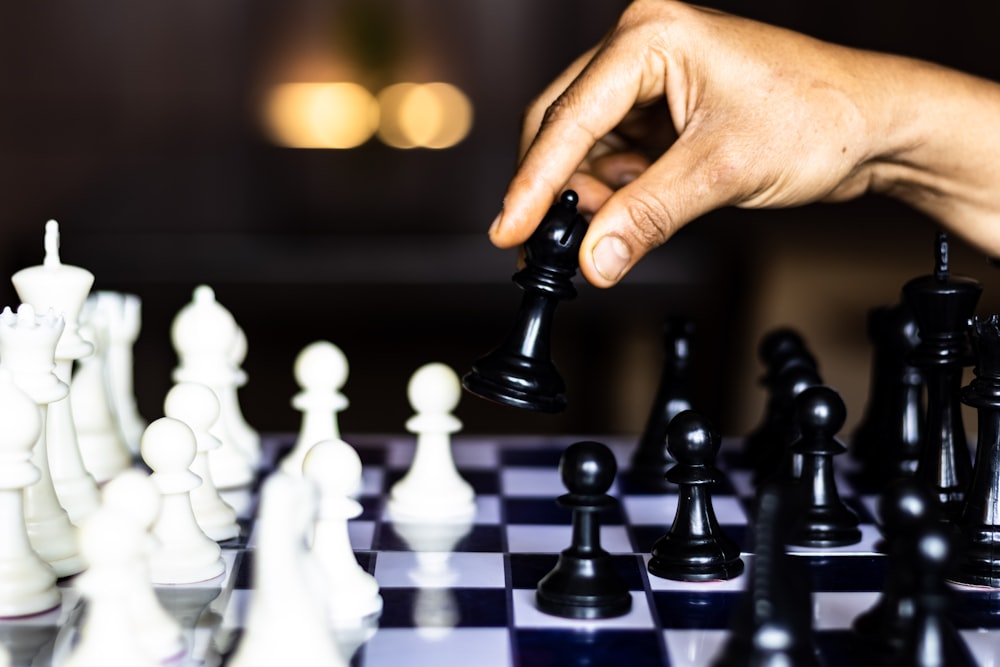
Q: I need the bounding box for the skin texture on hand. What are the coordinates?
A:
[489,0,1000,287]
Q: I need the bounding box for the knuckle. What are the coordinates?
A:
[538,93,600,146]
[622,190,672,249]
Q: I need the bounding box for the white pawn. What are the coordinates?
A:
[163,382,240,542]
[97,470,183,661]
[228,473,347,667]
[61,505,159,667]
[388,363,475,522]
[141,417,225,584]
[0,367,60,617]
[281,341,350,476]
[303,440,382,624]
[70,307,132,483]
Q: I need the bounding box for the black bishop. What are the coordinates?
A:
[463,191,587,413]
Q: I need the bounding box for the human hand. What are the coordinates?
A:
[488,0,917,286]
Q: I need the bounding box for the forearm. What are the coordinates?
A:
[865,53,1000,255]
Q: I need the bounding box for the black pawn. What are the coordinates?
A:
[648,411,743,581]
[853,479,936,657]
[463,191,587,413]
[630,316,695,478]
[891,523,977,667]
[954,314,1000,587]
[851,300,924,482]
[713,485,820,667]
[788,385,862,548]
[535,441,632,619]
[743,328,818,465]
[903,231,981,519]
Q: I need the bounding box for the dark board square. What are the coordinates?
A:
[814,629,886,667]
[514,629,666,667]
[652,590,742,630]
[951,588,1000,629]
[232,550,253,590]
[353,445,387,466]
[799,555,888,592]
[357,496,382,521]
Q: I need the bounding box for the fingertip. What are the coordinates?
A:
[488,184,555,249]
[487,211,523,249]
[487,212,504,244]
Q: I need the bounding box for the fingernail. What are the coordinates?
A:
[592,235,631,282]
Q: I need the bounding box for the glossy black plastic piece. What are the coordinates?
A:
[955,314,1000,587]
[902,232,981,518]
[535,441,632,619]
[647,410,744,581]
[463,191,587,413]
[788,385,862,548]
[851,300,924,482]
[630,315,695,478]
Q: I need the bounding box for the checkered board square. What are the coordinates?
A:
[4,434,997,667]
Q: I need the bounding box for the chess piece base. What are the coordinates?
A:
[462,354,566,414]
[648,534,745,582]
[535,552,632,620]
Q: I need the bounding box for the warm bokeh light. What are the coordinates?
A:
[377,82,473,149]
[376,83,422,149]
[264,82,379,149]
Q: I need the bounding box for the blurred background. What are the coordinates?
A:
[2,0,1000,438]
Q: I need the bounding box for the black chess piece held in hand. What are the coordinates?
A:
[535,440,632,619]
[647,410,744,581]
[463,191,587,413]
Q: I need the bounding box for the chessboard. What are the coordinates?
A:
[3,433,996,667]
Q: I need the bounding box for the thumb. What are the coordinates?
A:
[578,136,734,287]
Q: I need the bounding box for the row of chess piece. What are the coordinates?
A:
[465,192,998,590]
[737,234,1000,592]
[0,220,454,663]
[458,191,997,665]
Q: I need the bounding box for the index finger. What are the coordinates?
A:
[490,37,658,248]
